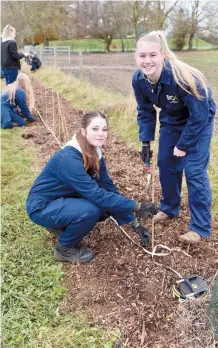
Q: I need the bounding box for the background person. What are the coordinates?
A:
[132,30,216,244]
[26,111,159,263]
[1,24,28,85]
[1,72,35,129]
[26,52,41,72]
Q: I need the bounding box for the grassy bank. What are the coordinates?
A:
[34,66,218,217]
[1,129,120,347]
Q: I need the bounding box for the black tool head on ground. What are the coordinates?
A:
[172,275,208,301]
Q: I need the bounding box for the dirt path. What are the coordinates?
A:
[23,79,218,348]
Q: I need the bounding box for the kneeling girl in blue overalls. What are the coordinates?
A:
[132,31,216,244]
[26,111,158,263]
[1,72,35,128]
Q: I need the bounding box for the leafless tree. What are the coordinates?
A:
[1,1,67,45]
[186,0,218,50]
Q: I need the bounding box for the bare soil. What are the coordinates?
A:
[61,52,218,135]
[62,52,218,99]
[22,79,218,348]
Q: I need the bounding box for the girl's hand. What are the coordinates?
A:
[173,146,186,157]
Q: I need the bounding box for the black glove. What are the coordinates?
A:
[130,222,151,247]
[135,202,159,218]
[140,142,153,163]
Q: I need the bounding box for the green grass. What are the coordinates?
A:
[168,37,217,50]
[33,65,218,217]
[48,37,216,52]
[177,51,218,90]
[1,129,120,347]
[50,38,136,52]
[33,66,122,109]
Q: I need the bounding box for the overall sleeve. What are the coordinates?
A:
[15,90,34,121]
[176,89,210,151]
[56,154,136,215]
[132,73,156,142]
[9,42,25,61]
[97,157,120,194]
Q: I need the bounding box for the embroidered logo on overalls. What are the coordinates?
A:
[166,95,179,104]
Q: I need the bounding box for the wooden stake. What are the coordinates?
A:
[52,91,55,134]
[151,153,155,250]
[57,93,61,140]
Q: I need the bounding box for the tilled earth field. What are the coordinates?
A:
[23,79,218,348]
[62,52,136,97]
[60,52,218,135]
[61,52,218,98]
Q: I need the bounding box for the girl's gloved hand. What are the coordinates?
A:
[135,201,159,218]
[140,142,153,162]
[129,219,151,247]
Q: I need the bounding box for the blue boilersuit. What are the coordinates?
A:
[26,145,136,247]
[1,88,35,129]
[132,61,216,237]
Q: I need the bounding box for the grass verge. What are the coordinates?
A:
[34,66,218,218]
[1,129,120,347]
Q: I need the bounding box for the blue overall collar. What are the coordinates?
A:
[139,60,172,85]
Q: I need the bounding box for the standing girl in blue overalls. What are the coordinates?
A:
[26,111,158,263]
[132,31,216,244]
[1,72,35,128]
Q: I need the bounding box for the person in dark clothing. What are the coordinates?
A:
[1,72,35,128]
[1,24,28,85]
[26,111,159,263]
[133,30,216,244]
[26,52,41,71]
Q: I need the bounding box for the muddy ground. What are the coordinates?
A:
[23,79,218,348]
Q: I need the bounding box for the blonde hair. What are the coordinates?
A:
[76,111,107,176]
[3,73,35,110]
[136,31,208,100]
[2,24,16,40]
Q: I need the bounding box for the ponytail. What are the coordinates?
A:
[137,31,208,100]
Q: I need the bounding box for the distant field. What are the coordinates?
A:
[49,37,216,52]
[178,51,218,90]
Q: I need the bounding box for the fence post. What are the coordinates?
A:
[68,46,71,64]
[79,50,83,79]
[54,46,57,67]
[40,46,43,62]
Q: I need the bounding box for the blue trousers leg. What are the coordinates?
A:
[184,121,214,237]
[29,197,101,247]
[10,112,26,127]
[3,68,18,85]
[158,126,184,216]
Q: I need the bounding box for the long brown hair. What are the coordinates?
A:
[136,31,208,100]
[3,73,35,110]
[76,111,107,175]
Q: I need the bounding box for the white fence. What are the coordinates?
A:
[24,46,71,65]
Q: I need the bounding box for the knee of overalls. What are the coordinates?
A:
[1,120,13,129]
[185,150,210,181]
[10,113,26,127]
[51,198,102,228]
